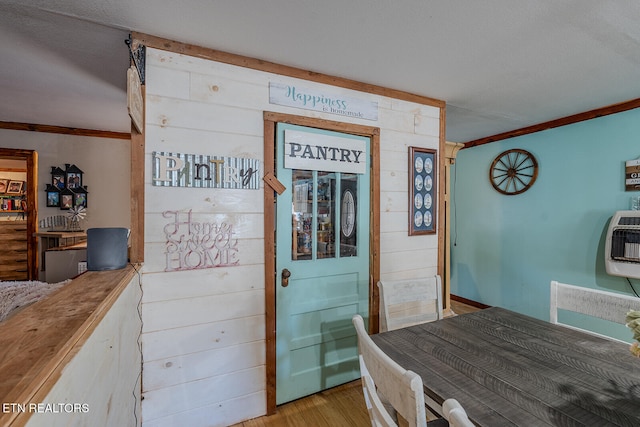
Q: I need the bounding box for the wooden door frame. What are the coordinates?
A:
[0,148,38,280]
[263,112,380,414]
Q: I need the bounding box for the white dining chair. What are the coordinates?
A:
[352,314,448,427]
[442,398,474,427]
[358,354,401,427]
[550,280,640,343]
[378,275,443,332]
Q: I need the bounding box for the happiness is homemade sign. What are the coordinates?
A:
[269,82,378,121]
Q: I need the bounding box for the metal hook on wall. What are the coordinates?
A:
[125,34,146,85]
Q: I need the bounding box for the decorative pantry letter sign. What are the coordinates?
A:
[269,82,378,121]
[152,152,260,189]
[284,129,367,174]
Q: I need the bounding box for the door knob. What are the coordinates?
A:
[281,268,291,287]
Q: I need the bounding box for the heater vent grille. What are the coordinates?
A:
[619,216,640,226]
[605,211,640,279]
[610,229,640,263]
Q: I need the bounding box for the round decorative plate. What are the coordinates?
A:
[423,211,432,227]
[489,149,538,195]
[414,193,423,209]
[414,211,423,227]
[424,157,433,174]
[424,175,432,191]
[424,193,432,209]
[415,156,424,173]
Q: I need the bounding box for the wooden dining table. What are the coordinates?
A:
[371,306,640,426]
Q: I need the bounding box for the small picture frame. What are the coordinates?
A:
[65,164,83,189]
[45,184,61,207]
[51,166,66,190]
[0,179,8,194]
[48,192,60,208]
[408,147,437,236]
[7,180,24,194]
[66,172,81,189]
[61,194,73,210]
[74,186,88,208]
[60,188,75,210]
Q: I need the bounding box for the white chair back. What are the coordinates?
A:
[378,275,443,332]
[442,399,474,427]
[359,355,399,427]
[550,280,640,343]
[352,314,427,427]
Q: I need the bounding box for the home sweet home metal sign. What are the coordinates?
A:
[152,151,260,189]
[163,210,239,271]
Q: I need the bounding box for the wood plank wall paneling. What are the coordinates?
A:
[139,41,443,426]
[131,32,445,110]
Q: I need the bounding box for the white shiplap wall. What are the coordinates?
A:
[141,47,440,426]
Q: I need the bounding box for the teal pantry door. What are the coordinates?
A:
[275,123,370,404]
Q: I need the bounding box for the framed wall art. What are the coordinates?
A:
[409,147,437,236]
[7,180,24,194]
[46,164,87,211]
[65,164,83,189]
[60,188,74,210]
[45,184,61,207]
[74,186,88,208]
[51,166,65,189]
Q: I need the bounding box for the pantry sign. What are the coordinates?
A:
[152,152,260,189]
[284,129,367,174]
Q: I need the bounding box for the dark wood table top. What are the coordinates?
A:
[371,306,640,426]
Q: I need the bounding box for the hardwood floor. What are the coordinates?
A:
[232,380,369,427]
[232,300,481,427]
[450,298,485,315]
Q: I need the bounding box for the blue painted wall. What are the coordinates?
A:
[451,108,640,340]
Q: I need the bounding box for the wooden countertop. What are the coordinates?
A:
[0,265,139,425]
[35,231,86,238]
[46,241,87,251]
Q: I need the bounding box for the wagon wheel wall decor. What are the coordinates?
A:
[489,149,538,195]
